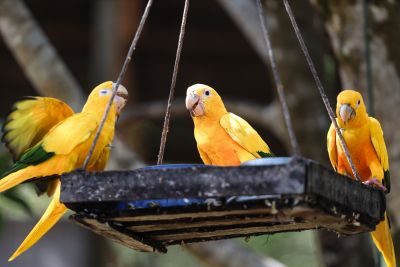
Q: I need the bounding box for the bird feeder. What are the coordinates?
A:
[57,0,386,254]
[60,157,385,253]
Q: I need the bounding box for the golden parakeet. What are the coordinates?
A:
[186,84,272,166]
[0,81,128,261]
[327,90,396,267]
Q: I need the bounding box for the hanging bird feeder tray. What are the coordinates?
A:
[60,157,385,253]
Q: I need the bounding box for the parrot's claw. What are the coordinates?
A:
[363,178,387,192]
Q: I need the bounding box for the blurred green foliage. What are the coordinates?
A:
[0,127,34,234]
[109,232,323,267]
[242,232,322,267]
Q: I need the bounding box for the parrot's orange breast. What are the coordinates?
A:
[337,126,381,181]
[195,123,244,166]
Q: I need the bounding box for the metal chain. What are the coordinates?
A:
[282,0,361,181]
[157,0,190,165]
[83,0,154,169]
[256,0,300,155]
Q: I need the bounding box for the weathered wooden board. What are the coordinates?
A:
[61,158,305,203]
[60,157,385,253]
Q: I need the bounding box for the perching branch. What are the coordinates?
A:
[0,0,84,110]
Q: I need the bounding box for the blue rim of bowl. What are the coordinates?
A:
[138,163,209,170]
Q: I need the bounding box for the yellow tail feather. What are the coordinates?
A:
[371,214,397,267]
[0,168,33,193]
[8,181,67,261]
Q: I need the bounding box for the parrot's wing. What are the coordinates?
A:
[369,117,390,192]
[220,113,272,158]
[0,113,98,179]
[0,142,55,179]
[42,112,98,155]
[2,97,74,161]
[327,122,338,171]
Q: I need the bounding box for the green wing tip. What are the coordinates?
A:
[0,162,28,179]
[19,145,54,164]
[257,151,274,158]
[0,145,54,178]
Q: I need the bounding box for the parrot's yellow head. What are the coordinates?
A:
[185,84,227,119]
[83,81,128,115]
[336,89,368,127]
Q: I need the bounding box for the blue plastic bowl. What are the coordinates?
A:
[241,157,291,166]
[138,163,209,170]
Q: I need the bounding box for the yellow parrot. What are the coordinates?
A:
[327,90,396,267]
[185,84,272,166]
[0,81,128,261]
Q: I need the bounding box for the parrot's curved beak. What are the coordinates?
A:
[185,93,204,117]
[339,104,355,123]
[113,84,128,115]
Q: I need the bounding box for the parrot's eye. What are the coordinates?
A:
[204,90,210,96]
[357,99,361,105]
[99,89,110,96]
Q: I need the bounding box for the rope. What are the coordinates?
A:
[282,0,361,181]
[83,0,154,169]
[157,0,190,165]
[256,0,300,155]
[362,0,374,116]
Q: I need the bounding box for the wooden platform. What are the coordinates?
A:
[60,157,385,253]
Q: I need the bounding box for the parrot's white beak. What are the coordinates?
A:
[113,84,128,115]
[339,104,355,123]
[186,91,204,117]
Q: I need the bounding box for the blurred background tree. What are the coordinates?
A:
[0,0,398,266]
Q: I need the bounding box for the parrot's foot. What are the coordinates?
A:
[363,178,387,192]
